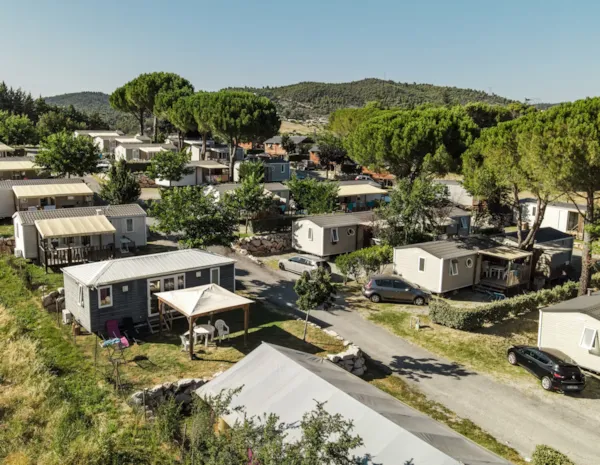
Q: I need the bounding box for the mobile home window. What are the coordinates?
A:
[531,206,537,217]
[281,164,285,173]
[77,284,84,306]
[418,257,425,272]
[98,285,112,308]
[210,267,220,285]
[580,327,597,350]
[449,259,459,276]
[308,228,313,241]
[125,218,134,233]
[459,216,469,229]
[331,228,339,243]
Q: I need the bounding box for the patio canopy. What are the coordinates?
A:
[191,160,227,169]
[155,284,254,358]
[338,184,387,197]
[0,160,36,171]
[13,183,93,199]
[480,246,532,261]
[35,215,116,239]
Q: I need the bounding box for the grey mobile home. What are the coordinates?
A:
[62,249,236,334]
[292,211,374,257]
[538,292,600,373]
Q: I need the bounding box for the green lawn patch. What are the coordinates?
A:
[0,223,14,238]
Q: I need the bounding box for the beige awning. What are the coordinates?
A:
[156,284,254,319]
[338,184,387,197]
[191,160,227,169]
[479,246,532,261]
[13,183,93,199]
[0,160,37,171]
[35,215,116,239]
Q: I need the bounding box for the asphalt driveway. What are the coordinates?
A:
[221,248,600,465]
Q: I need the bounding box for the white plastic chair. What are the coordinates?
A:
[179,334,190,352]
[214,319,230,341]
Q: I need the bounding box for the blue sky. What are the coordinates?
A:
[1,0,598,102]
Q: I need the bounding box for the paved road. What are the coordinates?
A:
[222,249,600,465]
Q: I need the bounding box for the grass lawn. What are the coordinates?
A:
[0,221,14,237]
[76,301,344,391]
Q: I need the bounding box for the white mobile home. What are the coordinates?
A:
[155,160,230,187]
[114,142,175,162]
[13,204,147,261]
[539,292,600,373]
[0,178,87,218]
[0,158,39,180]
[12,183,94,212]
[292,211,375,257]
[519,199,586,238]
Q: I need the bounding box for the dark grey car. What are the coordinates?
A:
[362,275,430,305]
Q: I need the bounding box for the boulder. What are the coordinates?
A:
[129,391,144,406]
[351,367,365,377]
[175,379,194,392]
[42,293,56,308]
[57,287,65,295]
[326,354,341,363]
[251,239,262,247]
[174,393,193,405]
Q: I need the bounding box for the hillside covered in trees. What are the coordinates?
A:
[228,78,515,120]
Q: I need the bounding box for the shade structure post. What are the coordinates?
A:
[158,300,163,337]
[244,304,249,347]
[189,317,194,360]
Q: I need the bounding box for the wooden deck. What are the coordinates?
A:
[39,244,115,269]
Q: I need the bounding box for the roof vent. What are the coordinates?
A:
[96,209,103,216]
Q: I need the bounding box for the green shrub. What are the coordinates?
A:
[591,271,600,289]
[531,445,574,465]
[335,245,392,283]
[430,281,579,331]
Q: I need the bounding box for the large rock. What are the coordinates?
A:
[326,354,341,363]
[42,293,56,308]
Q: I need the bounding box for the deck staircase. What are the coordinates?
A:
[146,311,186,334]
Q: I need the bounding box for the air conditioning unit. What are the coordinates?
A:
[62,309,73,325]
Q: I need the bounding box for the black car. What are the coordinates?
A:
[507,346,585,392]
[362,275,431,305]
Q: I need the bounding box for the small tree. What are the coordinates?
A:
[100,160,141,205]
[288,177,339,215]
[237,160,265,182]
[336,245,392,284]
[36,130,99,178]
[280,133,296,154]
[150,187,239,248]
[531,445,574,465]
[146,150,193,185]
[230,173,272,233]
[0,110,38,145]
[316,132,347,178]
[295,267,337,341]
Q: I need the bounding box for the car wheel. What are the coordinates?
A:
[370,294,381,303]
[507,352,518,365]
[413,296,425,306]
[279,263,285,271]
[541,376,553,391]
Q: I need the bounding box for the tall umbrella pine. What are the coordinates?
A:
[294,268,337,342]
[209,91,280,175]
[189,92,214,160]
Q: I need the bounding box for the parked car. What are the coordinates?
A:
[278,255,331,275]
[355,175,374,182]
[362,275,431,305]
[507,346,586,392]
[298,160,316,171]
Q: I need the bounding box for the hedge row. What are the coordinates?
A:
[429,281,579,331]
[531,445,574,465]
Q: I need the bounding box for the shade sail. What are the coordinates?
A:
[13,183,93,198]
[338,184,387,197]
[155,284,253,319]
[0,160,36,171]
[479,246,532,261]
[35,215,116,239]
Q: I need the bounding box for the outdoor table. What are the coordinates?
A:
[194,324,215,347]
[489,265,506,279]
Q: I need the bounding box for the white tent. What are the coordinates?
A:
[197,343,510,465]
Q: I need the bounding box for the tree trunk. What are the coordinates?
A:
[229,138,237,181]
[201,132,207,160]
[521,197,547,250]
[178,130,184,152]
[153,115,158,143]
[302,308,311,341]
[579,194,594,296]
[139,110,145,135]
[513,185,523,247]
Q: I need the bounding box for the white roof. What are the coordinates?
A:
[338,184,387,197]
[12,183,93,198]
[89,132,123,138]
[35,215,116,239]
[62,249,236,287]
[156,284,253,318]
[191,160,227,169]
[197,344,509,465]
[140,146,169,153]
[0,160,37,171]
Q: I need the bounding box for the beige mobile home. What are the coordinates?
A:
[538,293,600,373]
[292,211,374,257]
[0,142,15,157]
[0,158,39,180]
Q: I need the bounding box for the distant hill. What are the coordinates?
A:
[45,92,140,133]
[228,78,514,120]
[46,79,515,130]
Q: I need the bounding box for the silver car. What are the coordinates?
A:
[278,255,331,275]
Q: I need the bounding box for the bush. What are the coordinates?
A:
[430,281,579,331]
[531,445,574,465]
[591,271,600,289]
[336,245,392,283]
